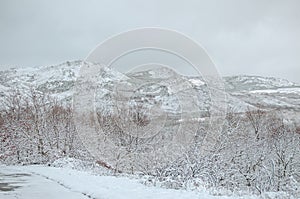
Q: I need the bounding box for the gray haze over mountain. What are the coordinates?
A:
[0,0,299,83]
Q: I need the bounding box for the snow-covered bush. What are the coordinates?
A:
[0,89,85,164]
[140,109,300,197]
[1,88,299,197]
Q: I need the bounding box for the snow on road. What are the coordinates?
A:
[0,165,86,199]
[0,165,257,199]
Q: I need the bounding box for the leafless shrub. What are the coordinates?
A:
[0,88,82,164]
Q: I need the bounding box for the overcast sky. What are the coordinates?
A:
[0,0,299,83]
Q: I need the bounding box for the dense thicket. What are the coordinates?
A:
[1,90,299,196]
[0,89,86,164]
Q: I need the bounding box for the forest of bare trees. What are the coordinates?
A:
[0,89,86,164]
[0,89,299,196]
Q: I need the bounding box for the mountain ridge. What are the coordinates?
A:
[0,61,299,122]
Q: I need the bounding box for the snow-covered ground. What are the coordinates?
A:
[249,87,300,94]
[0,165,85,199]
[0,164,260,199]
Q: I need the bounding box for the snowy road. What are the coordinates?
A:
[0,166,87,199]
[0,165,257,199]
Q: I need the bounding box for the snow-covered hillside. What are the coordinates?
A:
[1,61,300,131]
[1,61,299,199]
[1,60,299,115]
[0,162,270,199]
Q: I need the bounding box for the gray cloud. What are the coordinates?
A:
[0,0,299,83]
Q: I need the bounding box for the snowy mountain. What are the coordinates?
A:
[1,61,299,199]
[0,60,299,121]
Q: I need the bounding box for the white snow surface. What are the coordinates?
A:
[249,87,300,94]
[188,78,205,87]
[0,165,85,199]
[1,61,300,114]
[0,164,261,199]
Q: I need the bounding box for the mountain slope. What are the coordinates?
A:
[0,61,299,119]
